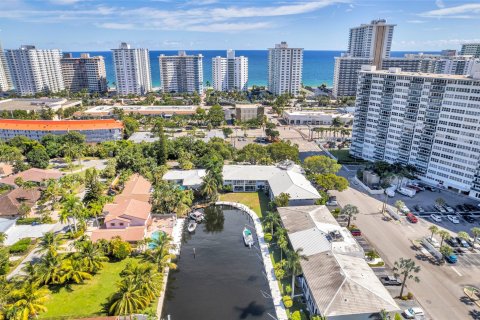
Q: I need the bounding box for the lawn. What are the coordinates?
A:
[219,191,270,218]
[40,258,138,319]
[329,149,366,164]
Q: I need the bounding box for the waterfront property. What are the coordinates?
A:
[164,162,321,206]
[60,53,108,94]
[0,119,123,143]
[351,65,480,198]
[90,174,152,243]
[159,50,203,94]
[278,205,399,319]
[268,42,303,96]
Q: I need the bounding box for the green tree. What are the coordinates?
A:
[108,277,148,317]
[457,231,470,244]
[75,239,108,273]
[38,232,61,254]
[0,247,9,275]
[273,193,290,208]
[153,122,168,165]
[439,245,453,258]
[7,281,50,319]
[286,248,308,298]
[26,145,50,169]
[341,204,359,228]
[314,173,349,191]
[429,225,439,240]
[83,168,105,205]
[222,127,233,137]
[0,232,6,246]
[267,141,299,163]
[110,237,132,260]
[237,143,271,165]
[471,227,480,251]
[207,104,224,127]
[393,258,420,298]
[304,155,341,175]
[394,200,405,214]
[200,172,219,202]
[435,197,445,207]
[61,258,93,284]
[438,230,451,247]
[263,211,281,235]
[122,117,140,138]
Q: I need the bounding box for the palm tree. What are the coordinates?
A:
[39,232,61,254]
[75,240,108,273]
[42,179,61,210]
[61,259,93,284]
[428,225,439,241]
[458,231,470,245]
[145,247,177,272]
[276,229,289,261]
[59,194,84,234]
[393,258,421,298]
[108,277,148,317]
[200,174,218,201]
[471,227,480,251]
[438,230,451,247]
[7,281,50,319]
[0,232,6,246]
[37,251,64,285]
[286,248,308,298]
[341,204,359,228]
[122,263,162,301]
[394,200,405,214]
[263,211,281,235]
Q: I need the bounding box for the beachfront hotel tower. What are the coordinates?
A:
[61,53,108,94]
[212,50,248,92]
[159,51,203,94]
[5,45,64,96]
[112,42,152,96]
[268,42,303,96]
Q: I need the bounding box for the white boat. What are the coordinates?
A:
[189,211,205,222]
[187,221,197,232]
[243,227,254,247]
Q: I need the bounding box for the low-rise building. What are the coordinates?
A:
[283,110,353,125]
[0,119,123,143]
[82,105,197,118]
[91,174,152,242]
[0,188,41,218]
[0,168,63,187]
[278,205,399,319]
[0,98,81,112]
[164,162,321,206]
[235,104,264,122]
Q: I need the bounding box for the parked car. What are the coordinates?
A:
[444,253,458,264]
[464,215,476,223]
[425,186,438,192]
[404,307,425,319]
[427,237,440,248]
[400,205,410,214]
[397,187,416,198]
[446,238,459,247]
[447,215,460,224]
[350,229,361,236]
[381,276,401,286]
[444,205,455,213]
[434,204,447,213]
[326,196,338,206]
[407,213,418,223]
[430,214,442,222]
[464,204,477,211]
[456,237,470,249]
[456,204,467,212]
[415,205,425,213]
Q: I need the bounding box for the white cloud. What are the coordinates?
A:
[406,20,426,24]
[188,22,271,32]
[435,0,445,8]
[97,23,135,30]
[49,0,80,4]
[419,3,480,18]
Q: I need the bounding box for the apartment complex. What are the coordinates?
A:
[0,42,13,92]
[268,42,303,96]
[212,49,248,91]
[112,42,151,96]
[159,51,203,94]
[350,65,480,198]
[460,43,480,58]
[235,104,264,121]
[5,45,64,96]
[348,19,395,67]
[333,53,480,97]
[0,119,123,143]
[60,53,107,94]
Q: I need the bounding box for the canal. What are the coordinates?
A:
[162,205,276,320]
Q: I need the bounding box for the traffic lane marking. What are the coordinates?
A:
[450,266,462,276]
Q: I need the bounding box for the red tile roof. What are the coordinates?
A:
[0,187,41,216]
[0,119,123,131]
[0,168,63,187]
[90,226,146,242]
[104,198,151,222]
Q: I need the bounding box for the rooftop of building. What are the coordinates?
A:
[84,105,197,115]
[360,66,480,80]
[0,98,81,111]
[90,226,146,242]
[0,119,123,131]
[0,168,63,187]
[284,110,353,117]
[0,187,41,217]
[163,169,207,187]
[235,104,261,109]
[277,205,398,317]
[104,198,152,222]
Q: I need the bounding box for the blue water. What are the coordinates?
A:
[69,50,438,88]
[148,230,165,250]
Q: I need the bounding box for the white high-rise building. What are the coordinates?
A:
[159,51,203,94]
[268,42,303,96]
[112,42,151,96]
[0,42,13,92]
[348,19,395,67]
[61,53,107,94]
[5,45,64,96]
[212,50,248,92]
[460,43,480,58]
[351,65,480,198]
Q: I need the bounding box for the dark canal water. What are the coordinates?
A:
[162,206,276,320]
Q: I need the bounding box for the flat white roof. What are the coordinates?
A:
[163,169,206,187]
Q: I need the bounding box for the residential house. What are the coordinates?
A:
[0,188,41,218]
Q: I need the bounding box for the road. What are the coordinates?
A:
[331,183,480,320]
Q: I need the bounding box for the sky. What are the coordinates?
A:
[0,0,479,51]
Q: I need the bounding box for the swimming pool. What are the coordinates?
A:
[148,230,166,250]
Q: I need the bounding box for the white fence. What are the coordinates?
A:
[354,176,385,195]
[216,201,288,320]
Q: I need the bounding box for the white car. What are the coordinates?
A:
[404,307,425,319]
[400,205,410,214]
[447,215,460,224]
[430,214,442,222]
[444,206,455,213]
[427,237,440,248]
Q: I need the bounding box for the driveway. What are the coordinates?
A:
[331,186,480,320]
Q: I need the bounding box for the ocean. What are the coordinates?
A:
[70,50,437,89]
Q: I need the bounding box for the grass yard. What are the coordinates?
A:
[219,191,270,218]
[40,258,138,319]
[329,149,366,164]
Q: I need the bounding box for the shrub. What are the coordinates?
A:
[331,208,341,218]
[264,233,273,242]
[407,292,414,300]
[110,237,132,260]
[16,217,42,225]
[9,238,32,254]
[290,311,306,320]
[282,295,293,308]
[285,284,292,295]
[394,313,403,320]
